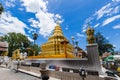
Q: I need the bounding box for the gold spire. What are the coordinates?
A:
[37,23,74,58]
[53,23,63,36]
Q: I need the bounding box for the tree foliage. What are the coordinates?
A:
[32,33,38,44]
[95,32,115,56]
[0,32,30,57]
[27,43,41,56]
[0,3,4,15]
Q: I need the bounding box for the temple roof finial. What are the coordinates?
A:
[56,21,60,25]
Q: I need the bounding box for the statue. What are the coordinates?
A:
[12,49,21,60]
[86,26,95,44]
[3,51,8,56]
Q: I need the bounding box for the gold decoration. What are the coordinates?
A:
[86,26,95,44]
[3,51,8,56]
[12,49,21,60]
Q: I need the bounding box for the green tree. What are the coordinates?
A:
[27,43,41,56]
[104,44,115,54]
[0,3,4,15]
[0,32,30,57]
[32,33,38,44]
[95,32,115,56]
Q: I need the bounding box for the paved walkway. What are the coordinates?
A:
[0,67,60,80]
[18,69,60,80]
[0,67,40,80]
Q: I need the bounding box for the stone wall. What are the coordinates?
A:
[19,65,104,80]
[20,66,40,74]
[48,70,104,80]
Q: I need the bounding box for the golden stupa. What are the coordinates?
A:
[29,23,75,58]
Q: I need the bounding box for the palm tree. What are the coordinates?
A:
[0,3,4,15]
[32,33,38,44]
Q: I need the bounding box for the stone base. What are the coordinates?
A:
[28,53,75,59]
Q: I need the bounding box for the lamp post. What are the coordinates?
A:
[61,39,69,58]
[71,36,76,56]
[71,36,79,57]
[71,36,75,47]
[79,66,87,80]
[75,41,78,57]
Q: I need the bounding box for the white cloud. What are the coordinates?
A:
[0,12,27,35]
[5,1,15,7]
[27,36,34,42]
[28,18,39,28]
[83,1,120,31]
[35,11,56,37]
[76,33,85,38]
[18,8,24,11]
[93,23,100,28]
[113,44,117,47]
[95,2,120,20]
[102,15,120,26]
[4,0,16,7]
[20,0,63,37]
[95,1,120,20]
[113,24,120,29]
[65,25,69,30]
[20,0,48,13]
[113,6,119,14]
[112,0,120,2]
[95,3,112,20]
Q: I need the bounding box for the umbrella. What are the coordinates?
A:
[104,55,114,61]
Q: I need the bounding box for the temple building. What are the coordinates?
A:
[38,23,74,58]
[28,23,86,59]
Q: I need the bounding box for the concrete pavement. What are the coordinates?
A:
[0,67,39,80]
[0,67,60,80]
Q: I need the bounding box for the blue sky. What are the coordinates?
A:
[0,0,120,50]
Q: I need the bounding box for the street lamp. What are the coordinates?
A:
[79,66,87,80]
[71,36,79,57]
[71,36,75,47]
[71,36,76,56]
[75,41,78,56]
